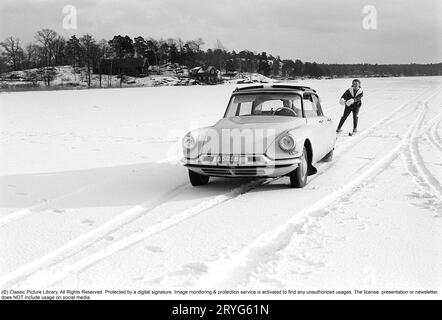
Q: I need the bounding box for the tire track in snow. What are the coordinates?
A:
[192,98,434,288]
[0,157,181,228]
[0,87,432,287]
[433,119,442,144]
[402,100,442,204]
[426,118,442,152]
[306,88,430,184]
[304,96,420,184]
[420,101,442,152]
[1,178,272,288]
[0,179,113,228]
[0,181,191,287]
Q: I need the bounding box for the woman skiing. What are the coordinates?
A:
[336,79,364,135]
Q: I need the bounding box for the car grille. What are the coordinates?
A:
[186,164,293,176]
[201,167,265,176]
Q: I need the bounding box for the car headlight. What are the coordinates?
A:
[182,134,197,150]
[279,134,296,152]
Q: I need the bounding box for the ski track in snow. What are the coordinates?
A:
[0,83,440,288]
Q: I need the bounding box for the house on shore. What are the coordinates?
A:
[189,66,221,84]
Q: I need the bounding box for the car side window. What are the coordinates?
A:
[226,95,253,117]
[312,94,323,116]
[235,102,252,116]
[290,96,302,117]
[302,94,318,117]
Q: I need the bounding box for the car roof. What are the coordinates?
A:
[233,83,317,95]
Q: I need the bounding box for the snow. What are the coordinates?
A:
[0,65,197,89]
[0,76,441,298]
[227,72,276,84]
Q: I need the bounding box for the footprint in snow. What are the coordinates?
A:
[182,262,209,274]
[53,208,66,214]
[80,218,95,226]
[144,245,163,253]
[142,275,164,285]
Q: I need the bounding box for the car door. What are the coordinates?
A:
[312,94,335,153]
[302,93,327,162]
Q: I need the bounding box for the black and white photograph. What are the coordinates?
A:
[0,0,441,303]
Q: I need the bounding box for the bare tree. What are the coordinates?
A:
[0,55,8,74]
[24,43,39,69]
[79,34,97,87]
[0,36,24,71]
[96,39,110,87]
[52,36,66,66]
[35,29,58,86]
[194,38,205,52]
[35,29,58,66]
[157,38,168,65]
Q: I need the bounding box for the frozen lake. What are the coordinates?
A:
[0,76,441,291]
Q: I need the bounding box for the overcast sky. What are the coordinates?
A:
[0,0,441,64]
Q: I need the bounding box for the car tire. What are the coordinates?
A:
[188,169,210,186]
[322,149,334,162]
[290,146,308,188]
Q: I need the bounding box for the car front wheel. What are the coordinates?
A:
[188,169,210,186]
[290,146,308,188]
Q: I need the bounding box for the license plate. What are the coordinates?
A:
[218,154,241,165]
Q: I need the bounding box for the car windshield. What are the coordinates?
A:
[224,92,303,118]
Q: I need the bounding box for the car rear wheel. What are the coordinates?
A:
[290,146,308,188]
[188,169,210,186]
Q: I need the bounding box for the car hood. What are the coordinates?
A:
[198,116,306,155]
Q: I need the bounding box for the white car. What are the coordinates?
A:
[181,84,336,187]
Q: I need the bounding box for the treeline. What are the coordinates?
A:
[1,28,441,86]
[320,63,442,77]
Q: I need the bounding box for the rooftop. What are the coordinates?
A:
[234,83,317,93]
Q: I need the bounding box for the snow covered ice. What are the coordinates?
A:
[0,76,441,290]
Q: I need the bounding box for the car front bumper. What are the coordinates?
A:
[181,154,302,177]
